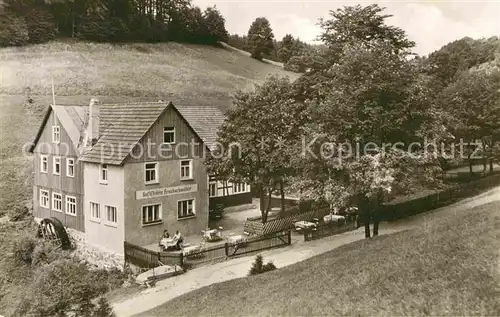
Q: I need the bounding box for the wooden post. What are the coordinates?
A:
[224,242,229,257]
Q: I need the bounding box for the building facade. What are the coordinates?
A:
[30,105,88,231]
[30,99,251,255]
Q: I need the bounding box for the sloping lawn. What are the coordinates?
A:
[139,202,500,316]
[0,41,297,107]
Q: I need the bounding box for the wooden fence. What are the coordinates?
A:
[244,208,332,235]
[124,230,292,269]
[124,242,184,269]
[303,220,357,242]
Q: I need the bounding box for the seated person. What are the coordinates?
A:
[173,230,184,250]
[159,230,171,250]
[162,230,170,239]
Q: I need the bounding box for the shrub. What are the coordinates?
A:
[94,297,116,317]
[209,203,224,219]
[89,267,127,292]
[284,55,307,73]
[11,234,38,265]
[31,240,67,266]
[248,255,277,276]
[7,205,30,222]
[14,259,115,316]
[0,14,29,47]
[25,8,56,44]
[78,17,130,43]
[262,262,277,272]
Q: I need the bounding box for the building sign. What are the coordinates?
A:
[136,184,198,200]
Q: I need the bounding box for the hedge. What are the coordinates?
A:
[379,172,500,221]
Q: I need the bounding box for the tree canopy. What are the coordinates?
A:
[246,17,275,60]
[0,0,230,46]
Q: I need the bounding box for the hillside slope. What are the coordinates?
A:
[0,41,299,216]
[0,41,298,109]
[139,201,500,316]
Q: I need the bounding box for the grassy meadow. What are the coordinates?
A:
[139,202,500,316]
[0,40,298,216]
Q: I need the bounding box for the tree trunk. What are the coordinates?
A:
[280,180,285,213]
[262,189,273,224]
[373,209,379,237]
[258,183,265,218]
[468,157,473,174]
[364,215,371,238]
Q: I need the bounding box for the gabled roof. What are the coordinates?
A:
[175,104,226,151]
[29,104,89,153]
[79,102,171,165]
[79,101,226,165]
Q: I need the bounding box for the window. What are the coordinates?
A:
[105,205,117,225]
[40,189,49,208]
[53,156,61,175]
[142,204,162,225]
[52,126,60,143]
[66,158,75,177]
[177,199,195,219]
[90,202,100,221]
[163,127,175,144]
[145,162,158,184]
[40,155,48,173]
[209,182,217,197]
[233,183,247,194]
[233,183,241,193]
[52,192,62,212]
[180,160,192,180]
[65,196,77,216]
[99,164,108,183]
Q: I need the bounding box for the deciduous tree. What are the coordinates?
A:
[247,17,275,60]
[203,6,229,44]
[439,61,500,173]
[205,75,307,222]
[277,34,296,63]
[292,6,444,238]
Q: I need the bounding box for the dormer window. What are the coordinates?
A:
[99,164,108,184]
[163,127,175,144]
[52,126,60,143]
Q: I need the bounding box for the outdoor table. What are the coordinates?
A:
[160,237,177,250]
[324,214,346,222]
[202,229,222,241]
[294,221,316,230]
[227,235,245,244]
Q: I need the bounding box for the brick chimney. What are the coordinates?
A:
[88,98,100,145]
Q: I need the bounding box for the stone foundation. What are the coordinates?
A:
[66,228,124,271]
